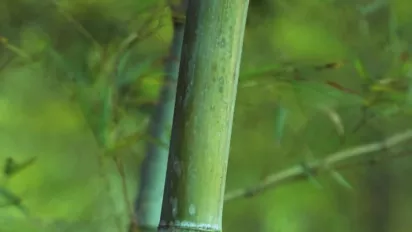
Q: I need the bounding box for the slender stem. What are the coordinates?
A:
[224,129,412,201]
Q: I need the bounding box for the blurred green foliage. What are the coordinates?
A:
[1,0,412,231]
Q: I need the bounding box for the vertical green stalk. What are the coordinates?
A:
[159,1,249,231]
[134,1,188,231]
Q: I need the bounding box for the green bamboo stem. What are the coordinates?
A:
[158,0,249,231]
[133,1,188,231]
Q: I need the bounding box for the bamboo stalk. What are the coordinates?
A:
[133,1,188,231]
[158,1,249,231]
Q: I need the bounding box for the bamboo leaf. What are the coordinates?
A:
[0,186,21,205]
[319,106,344,136]
[117,56,160,87]
[331,170,353,190]
[0,186,28,215]
[353,58,368,80]
[300,162,323,189]
[3,157,37,178]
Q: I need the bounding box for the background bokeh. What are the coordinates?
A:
[1,0,412,231]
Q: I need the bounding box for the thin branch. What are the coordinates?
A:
[51,0,101,48]
[224,129,412,202]
[115,3,167,65]
[113,156,136,228]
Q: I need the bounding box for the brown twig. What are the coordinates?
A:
[224,129,412,202]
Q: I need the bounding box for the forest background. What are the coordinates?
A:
[1,0,412,231]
